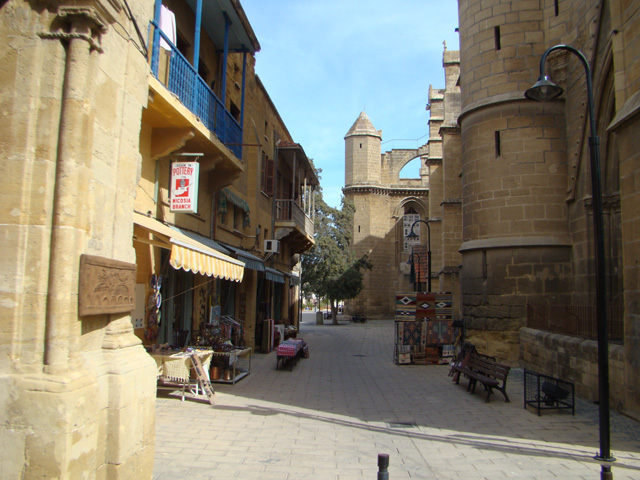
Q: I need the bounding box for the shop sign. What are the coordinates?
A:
[170,161,199,213]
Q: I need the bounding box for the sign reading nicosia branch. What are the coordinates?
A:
[170,161,199,213]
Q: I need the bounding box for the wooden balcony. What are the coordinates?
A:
[275,199,315,254]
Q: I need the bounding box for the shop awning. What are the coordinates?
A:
[171,226,231,255]
[133,212,244,282]
[265,267,285,284]
[223,244,265,272]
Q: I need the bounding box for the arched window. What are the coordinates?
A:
[403,206,420,252]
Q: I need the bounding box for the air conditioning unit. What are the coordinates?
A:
[264,239,280,253]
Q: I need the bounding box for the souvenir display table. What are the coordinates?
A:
[276,338,307,371]
[151,348,215,403]
[209,348,252,384]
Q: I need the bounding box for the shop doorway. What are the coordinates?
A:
[159,256,193,346]
[273,283,282,322]
[219,279,236,317]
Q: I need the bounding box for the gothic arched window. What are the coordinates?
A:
[403,207,420,252]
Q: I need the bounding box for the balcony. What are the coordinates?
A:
[149,24,242,159]
[275,199,315,254]
[273,142,319,254]
[142,0,259,182]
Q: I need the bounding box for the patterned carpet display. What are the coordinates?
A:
[395,293,417,320]
[395,292,454,364]
[427,320,454,345]
[396,319,427,346]
[415,293,452,320]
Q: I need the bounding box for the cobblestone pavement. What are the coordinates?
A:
[153,315,640,480]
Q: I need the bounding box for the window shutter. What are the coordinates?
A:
[265,156,275,196]
[261,152,267,192]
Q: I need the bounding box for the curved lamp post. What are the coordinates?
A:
[407,252,421,292]
[525,44,614,479]
[406,219,431,292]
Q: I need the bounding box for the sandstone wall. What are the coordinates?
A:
[0,1,158,477]
[520,328,628,418]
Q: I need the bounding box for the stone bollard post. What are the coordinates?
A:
[377,453,389,480]
[316,311,324,325]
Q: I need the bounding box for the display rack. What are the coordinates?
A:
[210,348,251,384]
[394,292,455,365]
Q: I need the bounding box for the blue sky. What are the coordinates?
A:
[241,1,460,208]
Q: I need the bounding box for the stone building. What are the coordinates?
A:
[457,0,640,420]
[0,0,316,477]
[343,50,461,320]
[346,0,640,420]
[135,0,318,354]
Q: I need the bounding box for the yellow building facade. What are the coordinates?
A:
[0,0,316,477]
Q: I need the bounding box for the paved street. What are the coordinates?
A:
[153,314,640,479]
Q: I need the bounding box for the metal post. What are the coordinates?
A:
[377,453,389,480]
[425,221,432,293]
[525,44,614,479]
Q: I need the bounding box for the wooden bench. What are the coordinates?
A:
[451,351,511,403]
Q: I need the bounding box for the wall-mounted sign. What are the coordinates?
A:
[170,161,199,213]
[78,254,136,316]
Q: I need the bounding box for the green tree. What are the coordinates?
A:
[302,186,371,324]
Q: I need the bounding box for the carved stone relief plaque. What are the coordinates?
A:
[79,254,137,316]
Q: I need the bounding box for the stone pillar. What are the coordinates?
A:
[0,2,157,477]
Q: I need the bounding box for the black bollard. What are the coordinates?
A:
[378,453,389,480]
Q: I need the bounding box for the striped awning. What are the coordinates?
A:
[133,212,244,282]
[265,267,285,284]
[223,244,265,272]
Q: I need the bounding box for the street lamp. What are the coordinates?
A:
[406,219,431,292]
[525,45,614,479]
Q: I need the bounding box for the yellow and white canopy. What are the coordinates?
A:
[133,212,244,282]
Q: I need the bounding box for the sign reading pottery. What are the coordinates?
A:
[170,161,199,213]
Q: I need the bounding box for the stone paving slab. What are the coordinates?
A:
[153,316,640,479]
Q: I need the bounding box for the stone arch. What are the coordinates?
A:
[393,196,428,219]
[393,197,429,259]
[383,149,421,183]
[398,155,424,179]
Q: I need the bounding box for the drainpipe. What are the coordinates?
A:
[151,0,162,76]
[40,7,106,374]
[272,137,278,240]
[220,12,231,139]
[240,51,247,124]
[292,150,297,202]
[192,0,202,110]
[192,0,202,72]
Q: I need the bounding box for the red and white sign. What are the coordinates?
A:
[170,161,199,213]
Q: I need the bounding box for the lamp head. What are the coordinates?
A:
[406,231,419,240]
[525,75,563,102]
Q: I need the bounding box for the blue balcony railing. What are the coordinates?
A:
[149,22,242,159]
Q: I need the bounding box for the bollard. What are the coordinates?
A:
[377,453,389,480]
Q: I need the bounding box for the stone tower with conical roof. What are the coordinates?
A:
[343,111,431,319]
[344,111,382,187]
